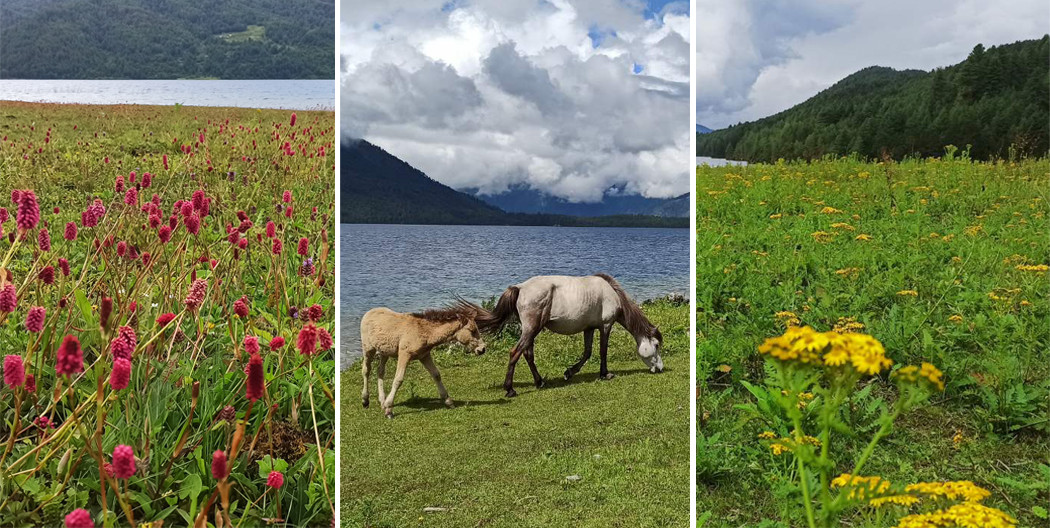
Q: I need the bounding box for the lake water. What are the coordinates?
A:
[339,224,689,368]
[696,156,747,167]
[0,79,333,110]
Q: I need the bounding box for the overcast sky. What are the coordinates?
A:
[697,0,1050,130]
[341,0,690,202]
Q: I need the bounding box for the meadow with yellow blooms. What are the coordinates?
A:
[696,151,1048,527]
[0,101,335,527]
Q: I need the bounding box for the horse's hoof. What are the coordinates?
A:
[362,398,369,408]
[535,379,546,389]
[384,411,394,419]
[444,398,455,409]
[563,369,573,381]
[505,389,517,398]
[599,372,615,381]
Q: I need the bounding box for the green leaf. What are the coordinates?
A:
[74,289,96,329]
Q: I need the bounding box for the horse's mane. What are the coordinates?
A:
[594,273,662,343]
[411,298,483,323]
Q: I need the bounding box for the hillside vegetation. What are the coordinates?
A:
[0,0,334,79]
[697,37,1049,162]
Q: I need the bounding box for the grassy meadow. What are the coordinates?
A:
[0,102,335,526]
[696,155,1049,526]
[341,299,689,528]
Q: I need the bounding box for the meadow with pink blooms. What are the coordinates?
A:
[0,101,335,527]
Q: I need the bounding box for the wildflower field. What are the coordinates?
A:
[0,101,335,527]
[696,154,1049,527]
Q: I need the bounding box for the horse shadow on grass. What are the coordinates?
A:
[395,395,511,416]
[510,365,666,391]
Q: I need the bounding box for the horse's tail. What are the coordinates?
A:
[476,286,519,335]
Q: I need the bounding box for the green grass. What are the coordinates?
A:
[340,300,689,528]
[696,156,1049,526]
[218,25,266,43]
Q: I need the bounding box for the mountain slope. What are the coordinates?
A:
[469,185,687,217]
[696,124,713,134]
[697,36,1050,162]
[0,0,333,79]
[341,140,686,227]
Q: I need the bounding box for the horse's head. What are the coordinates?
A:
[454,318,487,355]
[636,327,664,373]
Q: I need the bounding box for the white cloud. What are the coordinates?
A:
[697,0,1050,129]
[342,0,690,202]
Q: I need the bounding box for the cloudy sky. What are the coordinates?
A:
[697,0,1050,129]
[341,0,690,202]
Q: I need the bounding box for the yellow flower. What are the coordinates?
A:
[869,494,920,507]
[919,362,945,391]
[769,213,782,219]
[855,234,872,241]
[948,314,963,324]
[820,206,844,214]
[830,222,855,231]
[769,442,790,455]
[897,290,918,297]
[1015,264,1049,272]
[895,502,1017,528]
[757,431,776,439]
[905,481,991,503]
[812,230,834,243]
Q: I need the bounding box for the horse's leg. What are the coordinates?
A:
[503,344,526,398]
[361,349,373,408]
[598,324,614,380]
[564,328,594,380]
[376,355,389,410]
[420,354,454,409]
[382,352,412,418]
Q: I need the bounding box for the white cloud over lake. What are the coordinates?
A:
[341,0,690,202]
[697,0,1050,129]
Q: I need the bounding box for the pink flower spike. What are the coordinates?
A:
[4,355,25,388]
[25,306,45,333]
[64,509,95,528]
[112,444,135,479]
[266,470,284,489]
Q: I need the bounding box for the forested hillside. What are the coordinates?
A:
[0,0,333,79]
[341,140,686,227]
[697,36,1049,162]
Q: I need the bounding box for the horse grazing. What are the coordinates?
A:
[476,274,663,398]
[360,301,486,418]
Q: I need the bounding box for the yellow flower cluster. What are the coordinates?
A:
[870,494,920,507]
[758,327,893,375]
[1015,264,1048,272]
[894,502,1016,528]
[812,230,834,242]
[855,234,873,241]
[897,290,919,297]
[774,310,801,327]
[821,206,844,214]
[948,314,963,324]
[893,362,946,391]
[832,316,865,334]
[831,474,892,500]
[830,222,855,231]
[905,481,990,503]
[757,431,777,439]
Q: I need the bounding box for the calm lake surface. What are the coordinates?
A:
[339,224,689,367]
[696,156,747,167]
[0,80,333,110]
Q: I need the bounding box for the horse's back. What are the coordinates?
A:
[360,307,405,353]
[516,275,619,333]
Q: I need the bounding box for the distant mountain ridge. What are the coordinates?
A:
[465,185,688,218]
[341,140,687,228]
[697,36,1050,162]
[696,124,713,134]
[0,0,334,79]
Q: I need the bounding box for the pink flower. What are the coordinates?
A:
[0,284,17,313]
[64,508,95,528]
[38,266,55,285]
[124,187,137,206]
[265,221,276,238]
[272,238,283,255]
[192,190,206,212]
[4,355,25,388]
[162,154,169,170]
[282,190,292,203]
[318,328,333,351]
[112,445,135,479]
[14,189,39,231]
[185,214,200,235]
[24,373,36,393]
[289,113,297,127]
[297,237,309,256]
[64,221,77,240]
[269,336,285,351]
[115,175,125,194]
[56,335,84,376]
[184,279,208,311]
[0,207,7,223]
[233,297,249,318]
[38,227,50,251]
[116,240,127,257]
[25,306,45,333]
[109,358,131,390]
[244,336,260,355]
[307,304,323,322]
[296,323,318,356]
[266,470,284,489]
[156,313,176,328]
[158,225,172,243]
[58,258,70,276]
[284,205,293,218]
[246,354,264,401]
[212,450,228,480]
